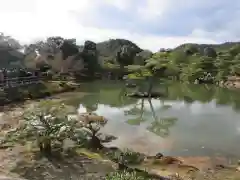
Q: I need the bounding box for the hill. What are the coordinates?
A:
[96,39,142,63]
[21,38,150,74]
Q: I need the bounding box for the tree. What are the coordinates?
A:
[203,47,217,58]
[231,54,240,76]
[80,40,100,77]
[116,45,139,71]
[25,36,78,58]
[133,50,152,65]
[229,44,240,57]
[215,52,232,81]
[127,68,154,96]
[184,45,199,56]
[0,32,22,50]
[60,38,79,60]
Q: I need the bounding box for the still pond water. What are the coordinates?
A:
[61,80,240,163]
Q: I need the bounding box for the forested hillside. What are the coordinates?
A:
[142,42,240,83]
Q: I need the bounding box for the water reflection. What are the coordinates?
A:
[124,99,145,125]
[124,98,178,138]
[61,81,240,161]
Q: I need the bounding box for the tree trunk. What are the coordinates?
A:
[148,99,157,121]
[90,135,103,150]
[42,139,52,155]
[147,76,153,97]
[140,99,144,120]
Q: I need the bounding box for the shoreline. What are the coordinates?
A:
[1,77,240,108]
[0,81,80,108]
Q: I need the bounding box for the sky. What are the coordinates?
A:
[0,0,239,51]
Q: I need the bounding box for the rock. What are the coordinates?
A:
[97,133,117,143]
[126,91,164,98]
[116,44,141,66]
[125,83,137,88]
[155,152,163,159]
[78,113,108,125]
[145,156,182,165]
[237,166,240,171]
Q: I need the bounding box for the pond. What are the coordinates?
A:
[61,80,240,165]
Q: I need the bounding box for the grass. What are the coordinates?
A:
[76,148,103,160]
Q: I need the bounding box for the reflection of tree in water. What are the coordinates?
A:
[61,93,100,112]
[80,93,100,112]
[166,82,240,110]
[213,87,240,111]
[64,83,138,111]
[147,117,177,138]
[85,103,98,112]
[98,86,137,107]
[147,99,177,138]
[124,99,145,125]
[118,86,128,105]
[167,83,215,103]
[124,98,178,137]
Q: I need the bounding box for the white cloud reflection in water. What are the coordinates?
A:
[77,98,240,158]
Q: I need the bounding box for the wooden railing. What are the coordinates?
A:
[0,76,42,89]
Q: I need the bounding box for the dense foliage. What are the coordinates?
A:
[1,32,240,83]
[0,81,75,105]
[141,44,240,83]
[106,171,149,180]
[0,34,144,76]
[107,148,144,165]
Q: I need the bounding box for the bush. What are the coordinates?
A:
[106,171,149,180]
[108,149,144,165]
[1,100,104,155]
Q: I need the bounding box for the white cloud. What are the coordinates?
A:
[0,0,219,51]
[137,0,171,21]
[103,0,131,10]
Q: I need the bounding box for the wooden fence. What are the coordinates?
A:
[0,76,42,89]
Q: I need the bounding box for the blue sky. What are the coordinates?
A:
[0,0,239,51]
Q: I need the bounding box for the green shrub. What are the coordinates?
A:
[108,149,144,165]
[1,101,103,155]
[106,171,149,180]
